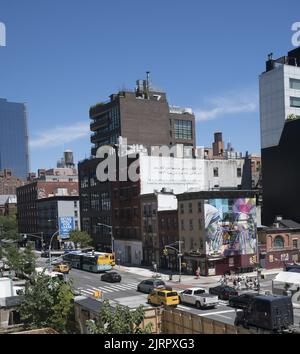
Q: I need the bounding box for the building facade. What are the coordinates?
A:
[140,191,178,268]
[36,195,80,249]
[260,47,300,225]
[0,169,27,195]
[0,99,29,179]
[258,218,300,270]
[177,190,258,276]
[17,167,79,237]
[89,77,195,156]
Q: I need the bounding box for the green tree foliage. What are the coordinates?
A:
[1,244,36,278]
[19,273,76,333]
[0,211,20,241]
[69,230,92,250]
[87,300,153,334]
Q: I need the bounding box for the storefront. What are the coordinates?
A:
[183,253,255,276]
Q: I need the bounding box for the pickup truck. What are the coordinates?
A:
[179,287,219,309]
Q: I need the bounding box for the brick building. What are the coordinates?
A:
[17,168,79,237]
[0,169,27,195]
[140,190,178,268]
[177,190,259,276]
[258,218,300,269]
[89,75,195,156]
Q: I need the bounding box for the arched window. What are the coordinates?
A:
[273,235,284,249]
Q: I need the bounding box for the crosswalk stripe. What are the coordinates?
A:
[81,289,94,295]
[114,284,138,290]
[90,286,108,294]
[107,284,133,291]
[99,286,119,293]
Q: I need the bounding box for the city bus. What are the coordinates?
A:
[63,251,115,273]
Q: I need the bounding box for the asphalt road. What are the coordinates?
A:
[68,267,300,328]
[35,256,300,329]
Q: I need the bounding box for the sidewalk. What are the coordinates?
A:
[117,265,283,287]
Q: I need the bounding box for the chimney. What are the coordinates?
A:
[4,169,12,178]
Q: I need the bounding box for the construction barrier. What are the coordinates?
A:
[161,308,254,334]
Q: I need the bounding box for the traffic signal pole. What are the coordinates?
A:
[164,241,184,283]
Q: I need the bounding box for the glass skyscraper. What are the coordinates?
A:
[0,98,29,178]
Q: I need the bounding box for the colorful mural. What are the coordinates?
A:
[205,198,257,257]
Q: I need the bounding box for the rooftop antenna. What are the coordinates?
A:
[268,52,273,60]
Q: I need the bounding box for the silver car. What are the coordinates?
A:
[137,279,166,293]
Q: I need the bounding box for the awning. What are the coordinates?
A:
[208,257,225,261]
[273,271,300,285]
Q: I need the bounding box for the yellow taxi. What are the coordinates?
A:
[52,263,70,274]
[147,288,179,307]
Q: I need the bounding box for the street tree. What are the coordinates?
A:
[19,273,76,333]
[4,243,23,275]
[0,211,20,241]
[69,230,92,250]
[87,300,153,334]
[2,244,36,278]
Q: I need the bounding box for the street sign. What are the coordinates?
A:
[59,217,74,239]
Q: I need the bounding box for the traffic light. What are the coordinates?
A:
[163,248,168,256]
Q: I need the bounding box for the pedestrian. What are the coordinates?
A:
[195,267,200,279]
[254,278,258,289]
[233,278,237,288]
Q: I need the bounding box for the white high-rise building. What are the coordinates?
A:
[260,54,300,149]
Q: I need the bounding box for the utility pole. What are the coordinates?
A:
[178,241,182,283]
[255,221,260,294]
[164,241,184,283]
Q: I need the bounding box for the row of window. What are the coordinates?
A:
[180,202,202,214]
[272,235,298,250]
[180,219,202,231]
[213,167,242,178]
[174,120,193,140]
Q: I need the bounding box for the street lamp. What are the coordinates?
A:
[164,241,184,283]
[97,223,114,253]
[48,230,60,270]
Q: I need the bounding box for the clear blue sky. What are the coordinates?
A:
[0,0,299,172]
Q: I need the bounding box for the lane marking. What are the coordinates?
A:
[198,309,242,317]
[214,314,233,320]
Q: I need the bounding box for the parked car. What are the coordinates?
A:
[209,285,238,300]
[101,271,122,283]
[147,289,179,307]
[137,279,166,293]
[229,293,259,309]
[41,250,49,258]
[235,295,294,332]
[52,263,70,274]
[179,288,219,309]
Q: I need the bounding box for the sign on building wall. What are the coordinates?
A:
[205,198,257,257]
[59,216,74,239]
